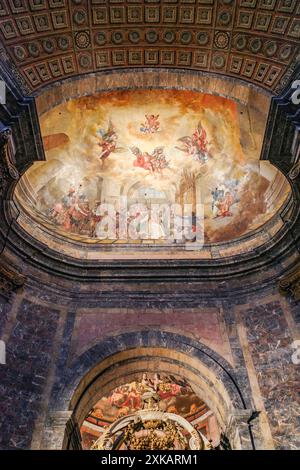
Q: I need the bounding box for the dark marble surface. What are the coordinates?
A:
[243,301,300,450]
[0,280,299,450]
[0,299,9,337]
[0,299,59,449]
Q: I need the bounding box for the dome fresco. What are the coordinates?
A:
[15,89,290,254]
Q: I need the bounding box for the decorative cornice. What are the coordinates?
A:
[261,67,300,176]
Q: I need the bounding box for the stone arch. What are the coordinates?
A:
[42,331,256,450]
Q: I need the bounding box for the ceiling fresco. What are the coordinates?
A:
[80,374,219,450]
[15,88,290,249]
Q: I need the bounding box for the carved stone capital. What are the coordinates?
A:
[279,265,300,301]
[46,411,73,428]
[43,411,82,450]
[0,264,26,300]
[225,409,257,450]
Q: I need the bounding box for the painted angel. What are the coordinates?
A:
[140,114,160,134]
[96,120,123,160]
[177,122,210,163]
[131,146,154,172]
[130,146,169,173]
[214,191,234,218]
[151,146,169,172]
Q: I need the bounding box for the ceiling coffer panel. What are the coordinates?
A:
[0,0,299,94]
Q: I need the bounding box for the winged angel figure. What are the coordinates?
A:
[176,122,210,164]
[96,120,124,161]
[130,146,169,173]
[140,114,160,134]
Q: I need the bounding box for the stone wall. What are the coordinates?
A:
[0,276,299,451]
[0,298,59,449]
[242,301,299,450]
[0,301,9,337]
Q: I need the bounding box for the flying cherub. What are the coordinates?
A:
[177,122,210,164]
[96,120,123,161]
[130,146,169,173]
[140,114,160,134]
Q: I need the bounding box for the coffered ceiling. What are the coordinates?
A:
[0,0,299,95]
